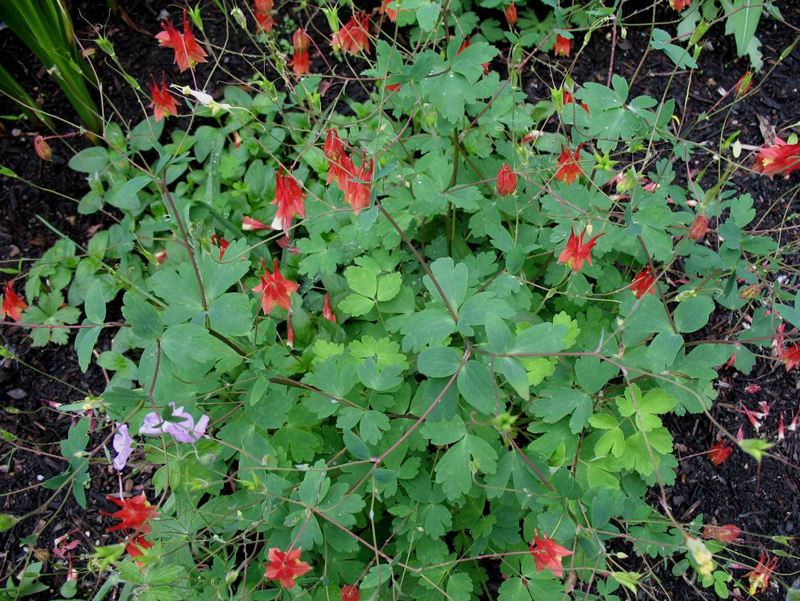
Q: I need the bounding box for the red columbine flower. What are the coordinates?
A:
[735,72,753,96]
[242,216,271,231]
[125,535,154,561]
[253,259,299,315]
[264,547,311,590]
[323,293,337,323]
[702,524,741,543]
[343,151,373,214]
[292,28,311,76]
[254,0,274,32]
[630,266,656,299]
[210,234,229,260]
[555,145,583,185]
[496,163,517,196]
[746,552,778,595]
[688,214,710,241]
[670,0,691,12]
[272,168,306,231]
[1,281,28,321]
[341,585,360,601]
[753,138,800,178]
[102,494,158,534]
[33,136,52,161]
[155,10,208,72]
[323,127,345,184]
[708,441,733,465]
[147,73,179,122]
[557,228,604,273]
[780,344,800,371]
[529,531,573,578]
[505,3,517,26]
[380,0,398,21]
[563,90,590,113]
[332,13,370,55]
[456,37,489,73]
[554,34,571,57]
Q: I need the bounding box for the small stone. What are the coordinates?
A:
[7,388,27,400]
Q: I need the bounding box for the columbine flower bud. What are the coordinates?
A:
[688,214,710,241]
[505,3,517,26]
[33,136,52,161]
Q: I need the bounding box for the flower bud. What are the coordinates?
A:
[505,2,517,26]
[735,72,752,97]
[33,136,52,161]
[688,214,709,241]
[496,163,518,196]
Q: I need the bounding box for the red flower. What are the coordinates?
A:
[264,547,311,590]
[155,10,208,72]
[688,214,710,241]
[505,3,517,26]
[456,37,488,73]
[753,138,800,178]
[557,228,604,273]
[386,83,401,92]
[563,90,590,113]
[211,234,229,260]
[271,168,306,231]
[555,144,583,185]
[147,73,179,122]
[630,266,656,299]
[332,14,370,55]
[341,585,360,601]
[125,535,154,561]
[554,34,571,57]
[496,163,517,197]
[253,259,299,315]
[702,524,741,543]
[780,344,800,371]
[292,28,311,76]
[529,531,573,578]
[735,72,753,96]
[101,494,158,534]
[323,293,337,323]
[343,152,373,214]
[708,441,732,465]
[286,312,294,347]
[33,136,52,161]
[254,0,274,32]
[670,0,691,12]
[1,281,28,321]
[324,128,348,187]
[746,552,778,595]
[380,0,398,21]
[242,216,271,231]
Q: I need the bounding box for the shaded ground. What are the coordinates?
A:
[0,0,798,598]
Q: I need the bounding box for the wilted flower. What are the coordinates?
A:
[1,281,28,321]
[139,403,209,443]
[746,552,778,595]
[708,441,732,465]
[496,163,517,196]
[264,547,311,589]
[702,524,741,543]
[33,136,52,161]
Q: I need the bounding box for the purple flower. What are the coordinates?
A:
[139,403,209,443]
[113,424,132,470]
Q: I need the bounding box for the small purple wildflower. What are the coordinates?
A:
[139,403,208,443]
[113,424,132,470]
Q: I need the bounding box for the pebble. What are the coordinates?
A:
[7,388,27,400]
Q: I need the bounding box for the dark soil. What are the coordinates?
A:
[0,0,798,599]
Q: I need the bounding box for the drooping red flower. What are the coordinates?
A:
[708,441,733,465]
[264,547,312,590]
[1,281,28,322]
[343,152,373,214]
[254,0,274,32]
[557,228,604,273]
[670,0,691,12]
[702,524,741,543]
[386,82,401,92]
[505,3,517,26]
[272,168,307,231]
[529,531,573,578]
[101,494,158,534]
[752,138,800,178]
[155,10,208,72]
[125,535,154,561]
[211,234,229,260]
[630,266,656,299]
[253,259,299,315]
[324,127,348,186]
[332,13,370,55]
[292,28,312,76]
[735,72,753,97]
[242,216,271,231]
[563,90,590,113]
[341,585,360,601]
[780,344,800,371]
[688,214,710,241]
[147,73,179,122]
[555,144,583,185]
[380,0,398,21]
[554,34,571,57]
[496,163,517,196]
[746,552,778,595]
[323,293,337,323]
[33,136,52,161]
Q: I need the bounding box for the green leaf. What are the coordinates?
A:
[423,257,469,311]
[122,291,163,341]
[106,175,152,211]
[457,360,497,414]
[738,438,773,462]
[377,272,402,302]
[68,147,109,173]
[418,346,463,378]
[84,280,106,324]
[726,0,762,57]
[435,435,498,500]
[344,265,377,298]
[534,387,593,434]
[339,293,375,317]
[74,319,101,372]
[674,296,714,333]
